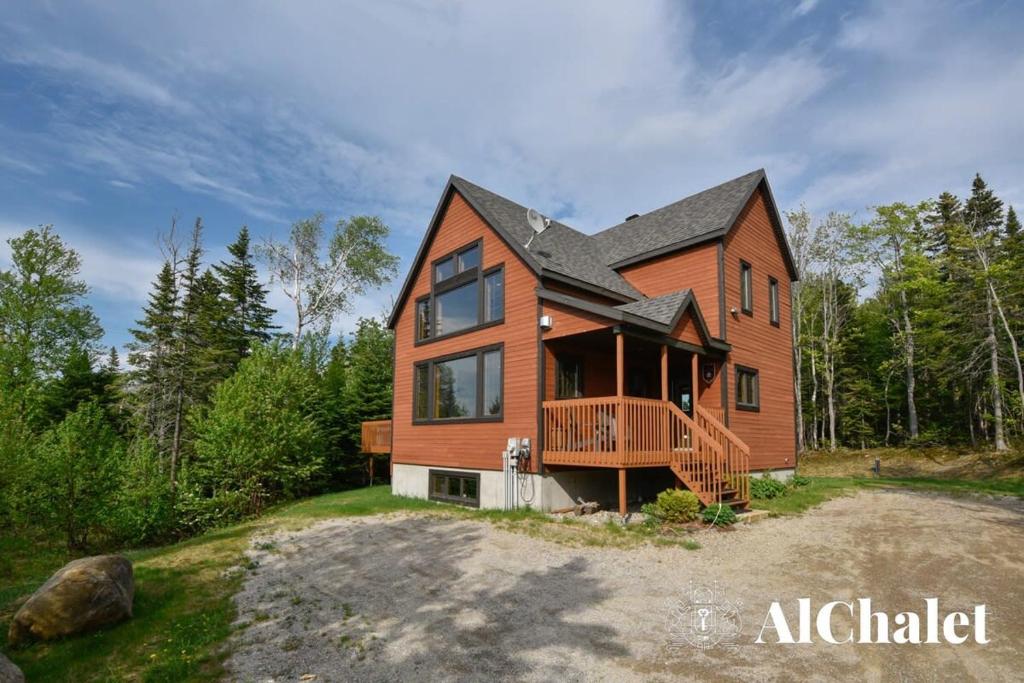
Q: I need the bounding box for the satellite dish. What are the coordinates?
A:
[525,208,550,248]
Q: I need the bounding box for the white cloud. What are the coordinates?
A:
[0,221,161,303]
[0,0,1021,323]
[793,0,819,17]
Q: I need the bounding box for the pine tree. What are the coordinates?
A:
[1006,206,1021,238]
[962,175,1009,450]
[128,260,180,461]
[186,269,235,401]
[213,226,276,366]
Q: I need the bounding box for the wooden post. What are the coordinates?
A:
[618,468,627,516]
[692,352,700,408]
[660,345,669,401]
[368,455,375,485]
[616,333,625,397]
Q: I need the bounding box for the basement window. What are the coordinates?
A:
[429,470,480,507]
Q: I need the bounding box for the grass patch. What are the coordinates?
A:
[750,477,859,515]
[0,486,438,682]
[750,474,1024,516]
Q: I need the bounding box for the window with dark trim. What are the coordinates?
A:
[555,355,584,399]
[429,470,480,507]
[736,366,759,411]
[413,345,503,423]
[416,240,504,342]
[740,260,753,315]
[768,277,780,326]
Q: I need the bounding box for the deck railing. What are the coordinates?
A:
[360,419,392,454]
[695,405,750,503]
[703,406,726,424]
[542,396,732,504]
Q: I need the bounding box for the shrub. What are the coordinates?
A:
[32,401,124,550]
[108,438,176,545]
[651,489,700,520]
[791,474,811,487]
[751,475,788,499]
[190,344,327,518]
[701,503,737,526]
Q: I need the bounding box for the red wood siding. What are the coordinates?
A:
[722,189,796,470]
[541,301,615,340]
[392,192,539,472]
[669,311,704,347]
[618,240,722,337]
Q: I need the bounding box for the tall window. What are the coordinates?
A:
[416,240,504,342]
[740,260,753,315]
[555,355,584,399]
[768,277,780,326]
[736,366,759,411]
[413,345,503,422]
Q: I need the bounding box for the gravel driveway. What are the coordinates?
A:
[225,490,1024,682]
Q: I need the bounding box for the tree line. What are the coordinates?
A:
[0,215,398,552]
[788,173,1023,452]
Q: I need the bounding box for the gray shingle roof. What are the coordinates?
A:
[593,169,766,266]
[615,289,692,326]
[389,168,788,331]
[451,176,643,300]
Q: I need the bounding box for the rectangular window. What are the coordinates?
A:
[434,242,479,284]
[458,244,480,272]
[415,298,431,340]
[740,260,753,315]
[736,366,759,411]
[435,280,479,336]
[482,350,502,416]
[768,277,780,326]
[484,268,504,323]
[434,256,456,283]
[428,470,480,507]
[413,365,429,419]
[433,355,477,419]
[555,355,584,399]
[416,240,503,343]
[413,345,503,423]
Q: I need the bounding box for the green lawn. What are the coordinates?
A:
[0,487,437,682]
[750,474,1024,516]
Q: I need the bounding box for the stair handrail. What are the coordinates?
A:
[666,402,726,504]
[694,404,751,504]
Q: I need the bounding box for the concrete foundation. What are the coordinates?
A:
[392,462,676,512]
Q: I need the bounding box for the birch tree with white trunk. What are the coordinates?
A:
[259,214,399,349]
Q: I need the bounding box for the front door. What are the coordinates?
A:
[670,369,693,416]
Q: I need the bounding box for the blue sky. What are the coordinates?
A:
[1,0,1022,352]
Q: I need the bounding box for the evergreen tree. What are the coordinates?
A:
[213,226,276,366]
[1006,206,1021,238]
[184,269,235,402]
[128,260,180,461]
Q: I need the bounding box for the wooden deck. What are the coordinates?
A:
[360,419,392,454]
[542,396,749,506]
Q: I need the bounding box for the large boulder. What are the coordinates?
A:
[7,555,133,647]
[0,653,24,683]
